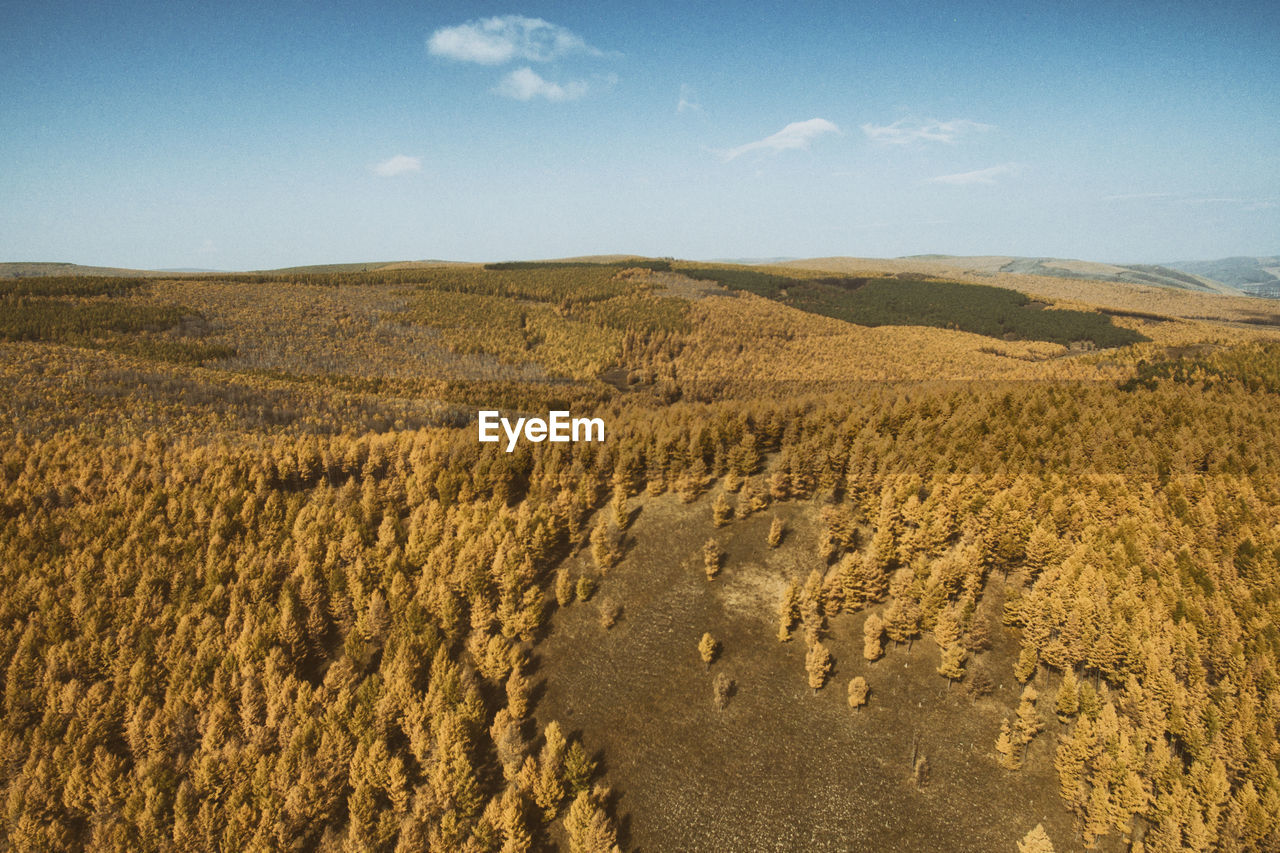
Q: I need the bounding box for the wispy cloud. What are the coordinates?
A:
[677,84,700,113]
[1104,193,1276,210]
[861,118,993,145]
[428,16,600,65]
[372,155,422,177]
[928,163,1020,185]
[721,118,840,161]
[1102,192,1174,201]
[494,67,597,102]
[1175,196,1277,209]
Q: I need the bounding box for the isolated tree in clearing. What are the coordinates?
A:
[712,672,734,710]
[848,676,869,710]
[699,632,719,668]
[767,516,785,548]
[703,538,723,579]
[598,597,621,630]
[806,640,833,691]
[1017,823,1056,853]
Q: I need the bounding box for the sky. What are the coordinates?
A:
[1,0,1277,269]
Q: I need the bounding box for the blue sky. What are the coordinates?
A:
[1,0,1276,269]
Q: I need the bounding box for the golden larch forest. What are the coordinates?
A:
[2,258,1280,852]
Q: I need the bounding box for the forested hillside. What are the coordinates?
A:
[1,260,1279,851]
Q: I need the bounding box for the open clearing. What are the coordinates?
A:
[536,488,1094,852]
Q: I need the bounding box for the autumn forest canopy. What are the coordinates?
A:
[2,257,1280,851]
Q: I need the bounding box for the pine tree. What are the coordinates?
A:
[712,672,734,710]
[498,786,534,853]
[1055,668,1080,722]
[564,788,619,853]
[698,632,720,667]
[1014,684,1044,760]
[1014,643,1039,684]
[805,640,832,692]
[563,740,597,797]
[712,491,733,527]
[555,569,575,607]
[863,613,885,661]
[996,718,1022,770]
[848,676,869,710]
[767,516,785,548]
[532,722,568,821]
[590,522,620,572]
[703,538,723,579]
[611,486,630,529]
[777,581,799,642]
[937,640,967,683]
[1017,823,1056,853]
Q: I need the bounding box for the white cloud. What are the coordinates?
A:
[861,118,993,145]
[493,67,594,102]
[677,84,700,113]
[721,118,840,161]
[373,155,423,177]
[928,163,1020,185]
[428,16,600,65]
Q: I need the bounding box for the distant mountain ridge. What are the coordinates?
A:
[0,260,469,278]
[900,255,1244,295]
[1159,256,1280,297]
[5,254,1278,299]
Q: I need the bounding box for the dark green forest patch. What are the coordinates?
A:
[679,265,1147,348]
[0,295,235,365]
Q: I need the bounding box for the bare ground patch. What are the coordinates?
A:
[535,488,1095,852]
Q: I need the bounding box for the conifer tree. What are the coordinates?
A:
[1014,684,1044,759]
[863,613,885,661]
[767,516,785,548]
[777,581,799,642]
[533,722,568,821]
[590,521,620,572]
[1055,668,1080,722]
[996,718,1022,770]
[563,740,597,797]
[805,640,833,692]
[848,676,869,710]
[712,491,733,527]
[555,569,575,607]
[564,788,620,853]
[1017,823,1056,853]
[712,672,734,710]
[611,485,630,529]
[703,538,723,579]
[699,632,719,668]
